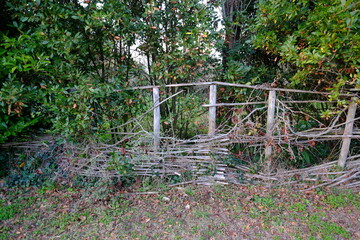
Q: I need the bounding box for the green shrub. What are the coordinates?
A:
[5,144,63,187]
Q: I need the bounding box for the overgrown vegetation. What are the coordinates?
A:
[253,0,359,98]
[5,143,63,187]
[1,0,359,185]
[0,0,219,143]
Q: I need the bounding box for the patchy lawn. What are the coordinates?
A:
[1,184,359,240]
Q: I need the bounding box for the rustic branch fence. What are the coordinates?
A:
[134,81,358,168]
[2,82,359,189]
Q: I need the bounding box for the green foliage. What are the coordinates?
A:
[223,60,252,82]
[289,201,308,212]
[254,195,275,209]
[220,153,250,168]
[139,0,219,85]
[160,90,208,138]
[5,144,62,187]
[0,200,21,221]
[0,0,219,143]
[0,0,144,141]
[0,33,49,143]
[308,213,351,239]
[253,0,360,95]
[137,0,220,137]
[107,152,134,176]
[37,181,58,195]
[220,0,279,85]
[325,190,360,208]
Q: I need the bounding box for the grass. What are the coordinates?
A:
[324,190,360,209]
[0,200,22,221]
[307,213,352,239]
[0,184,359,239]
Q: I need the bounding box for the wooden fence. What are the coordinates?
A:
[2,81,359,188]
[134,81,358,168]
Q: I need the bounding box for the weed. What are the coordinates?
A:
[254,195,275,209]
[289,202,307,212]
[38,181,57,194]
[212,185,227,196]
[325,191,360,209]
[307,213,351,239]
[190,225,200,234]
[325,194,348,208]
[316,190,326,195]
[165,217,176,225]
[5,143,63,188]
[218,222,226,229]
[66,187,76,193]
[99,210,113,225]
[272,217,283,226]
[144,211,154,219]
[109,195,129,209]
[0,184,358,239]
[249,207,262,218]
[0,200,22,221]
[0,226,11,240]
[292,193,299,199]
[138,176,170,192]
[232,204,243,214]
[0,233,9,240]
[185,187,196,196]
[194,209,211,218]
[200,226,219,239]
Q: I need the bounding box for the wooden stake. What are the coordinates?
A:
[209,84,217,136]
[153,87,160,150]
[265,90,276,170]
[338,100,357,168]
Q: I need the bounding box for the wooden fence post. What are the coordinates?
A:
[265,90,276,170]
[209,84,217,136]
[153,87,160,151]
[338,100,357,168]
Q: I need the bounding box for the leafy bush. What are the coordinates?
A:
[253,0,360,96]
[1,0,218,143]
[0,33,50,143]
[5,144,63,187]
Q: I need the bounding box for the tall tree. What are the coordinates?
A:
[0,0,144,141]
[219,0,280,85]
[252,0,360,96]
[221,0,255,66]
[1,0,221,141]
[137,0,219,136]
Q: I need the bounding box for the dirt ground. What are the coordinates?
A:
[1,184,359,239]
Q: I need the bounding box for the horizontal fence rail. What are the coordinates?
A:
[123,81,358,169]
[2,82,359,188]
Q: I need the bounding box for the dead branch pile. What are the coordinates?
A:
[228,159,360,190]
[1,133,359,190]
[64,134,230,181]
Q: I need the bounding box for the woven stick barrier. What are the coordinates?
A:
[2,134,359,190]
[1,83,359,189]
